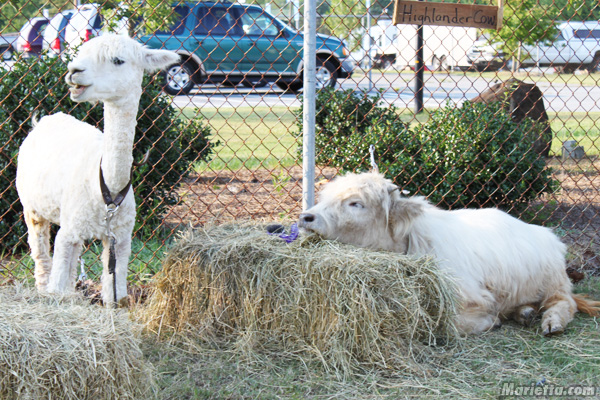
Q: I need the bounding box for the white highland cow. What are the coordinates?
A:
[298,172,599,336]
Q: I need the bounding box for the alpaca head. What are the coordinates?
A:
[65,34,179,104]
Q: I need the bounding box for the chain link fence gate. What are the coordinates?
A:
[0,0,599,290]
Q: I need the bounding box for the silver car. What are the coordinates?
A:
[42,10,74,57]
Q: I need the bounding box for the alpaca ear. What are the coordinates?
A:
[142,49,180,72]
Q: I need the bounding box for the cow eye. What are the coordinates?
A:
[112,57,125,66]
[348,201,364,209]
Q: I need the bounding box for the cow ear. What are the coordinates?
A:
[389,196,427,241]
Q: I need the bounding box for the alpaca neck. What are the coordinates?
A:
[100,93,140,194]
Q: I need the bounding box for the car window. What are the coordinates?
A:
[574,29,600,40]
[92,14,102,30]
[239,9,279,37]
[194,6,240,36]
[157,5,190,35]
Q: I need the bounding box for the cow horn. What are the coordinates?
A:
[369,145,379,173]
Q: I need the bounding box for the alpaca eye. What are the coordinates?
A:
[112,58,125,66]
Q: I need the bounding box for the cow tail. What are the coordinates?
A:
[573,294,600,317]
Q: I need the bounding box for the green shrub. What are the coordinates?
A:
[0,55,215,251]
[299,88,554,209]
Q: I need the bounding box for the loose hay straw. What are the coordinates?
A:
[140,223,460,376]
[0,285,155,400]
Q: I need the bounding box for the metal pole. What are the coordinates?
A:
[366,0,373,92]
[302,0,316,210]
[415,23,424,114]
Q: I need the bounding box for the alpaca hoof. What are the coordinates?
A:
[515,305,537,326]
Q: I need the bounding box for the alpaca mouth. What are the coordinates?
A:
[69,84,89,97]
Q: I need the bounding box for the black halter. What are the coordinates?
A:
[99,162,132,307]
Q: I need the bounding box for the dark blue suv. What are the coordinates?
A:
[140,1,354,94]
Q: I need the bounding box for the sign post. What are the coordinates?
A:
[393,0,503,114]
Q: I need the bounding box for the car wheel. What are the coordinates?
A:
[162,61,195,95]
[315,57,337,90]
[1,46,12,61]
[588,53,600,73]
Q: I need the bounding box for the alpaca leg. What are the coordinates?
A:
[46,228,81,294]
[23,210,53,292]
[540,292,577,336]
[101,237,131,307]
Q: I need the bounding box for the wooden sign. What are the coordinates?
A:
[393,0,503,30]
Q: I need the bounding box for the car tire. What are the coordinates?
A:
[588,52,600,73]
[1,46,13,61]
[315,57,337,90]
[162,61,195,95]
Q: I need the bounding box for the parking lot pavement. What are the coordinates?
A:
[170,72,600,115]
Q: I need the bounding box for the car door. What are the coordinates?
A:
[235,7,301,75]
[539,28,572,65]
[191,4,244,76]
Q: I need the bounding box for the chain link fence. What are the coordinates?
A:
[0,0,599,288]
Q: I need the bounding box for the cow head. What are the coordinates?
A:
[298,172,428,253]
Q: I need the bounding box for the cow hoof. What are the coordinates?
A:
[492,317,502,330]
[542,323,564,337]
[515,305,537,326]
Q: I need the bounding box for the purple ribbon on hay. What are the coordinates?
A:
[267,223,299,243]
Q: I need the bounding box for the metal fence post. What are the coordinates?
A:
[302,0,317,210]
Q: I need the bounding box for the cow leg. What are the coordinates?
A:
[540,292,577,336]
[513,304,538,326]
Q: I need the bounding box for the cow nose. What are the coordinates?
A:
[299,212,315,224]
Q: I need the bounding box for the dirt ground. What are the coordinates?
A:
[165,157,600,276]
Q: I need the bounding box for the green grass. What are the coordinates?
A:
[549,111,600,156]
[145,277,600,399]
[181,105,599,170]
[186,106,300,171]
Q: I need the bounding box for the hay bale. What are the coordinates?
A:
[141,223,459,375]
[0,285,155,400]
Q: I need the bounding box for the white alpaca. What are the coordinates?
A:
[16,34,179,306]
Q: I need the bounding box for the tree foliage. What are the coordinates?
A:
[298,88,554,210]
[487,0,557,65]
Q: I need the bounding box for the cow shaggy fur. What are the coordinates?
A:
[298,172,599,336]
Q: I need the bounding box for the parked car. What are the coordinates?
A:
[64,3,102,50]
[139,1,354,94]
[466,33,506,71]
[0,33,18,60]
[522,21,600,72]
[42,10,74,57]
[16,17,49,57]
